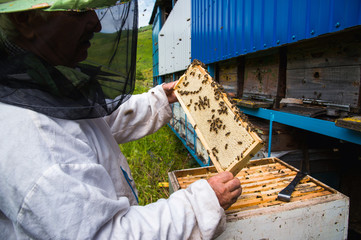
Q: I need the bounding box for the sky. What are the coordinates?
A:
[138,0,156,27]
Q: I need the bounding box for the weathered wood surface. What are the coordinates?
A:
[278,105,327,117]
[287,28,361,109]
[218,61,238,97]
[169,158,335,213]
[286,66,360,108]
[244,53,280,97]
[233,98,273,109]
[174,61,264,175]
[336,116,361,132]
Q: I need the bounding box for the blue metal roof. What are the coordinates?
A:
[192,0,361,64]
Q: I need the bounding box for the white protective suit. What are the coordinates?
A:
[0,85,226,240]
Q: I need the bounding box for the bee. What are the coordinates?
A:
[211,109,215,113]
[225,144,228,150]
[225,132,231,136]
[238,141,242,145]
[198,74,201,78]
[194,124,197,129]
[223,125,226,130]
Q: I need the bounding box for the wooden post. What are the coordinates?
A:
[215,62,220,83]
[237,56,245,99]
[356,65,361,113]
[275,47,287,109]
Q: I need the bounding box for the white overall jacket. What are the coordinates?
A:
[0,85,225,240]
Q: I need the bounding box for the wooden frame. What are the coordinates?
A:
[173,61,264,175]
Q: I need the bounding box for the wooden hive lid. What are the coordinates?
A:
[174,60,264,175]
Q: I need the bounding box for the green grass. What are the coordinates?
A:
[119,126,197,205]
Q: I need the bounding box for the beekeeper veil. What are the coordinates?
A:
[0,0,138,119]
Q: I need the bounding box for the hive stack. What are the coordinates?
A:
[174,60,264,175]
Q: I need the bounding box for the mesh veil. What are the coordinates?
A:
[0,0,138,120]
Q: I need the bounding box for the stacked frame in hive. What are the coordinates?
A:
[174,60,264,175]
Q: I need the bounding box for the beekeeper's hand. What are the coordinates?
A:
[162,81,178,104]
[207,171,242,210]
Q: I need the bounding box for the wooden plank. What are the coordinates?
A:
[335,116,361,132]
[243,53,279,97]
[237,56,245,98]
[219,61,238,97]
[232,98,273,109]
[287,27,361,70]
[278,105,326,117]
[286,66,360,108]
[173,61,264,175]
[286,29,361,109]
[275,47,287,109]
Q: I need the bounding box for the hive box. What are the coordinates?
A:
[168,158,349,240]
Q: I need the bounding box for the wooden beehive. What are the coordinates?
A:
[169,157,349,240]
[174,61,264,175]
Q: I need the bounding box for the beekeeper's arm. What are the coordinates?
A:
[103,82,177,143]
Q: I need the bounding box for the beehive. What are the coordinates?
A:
[168,157,349,239]
[174,60,264,175]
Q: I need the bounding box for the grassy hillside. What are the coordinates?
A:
[134,25,154,92]
[87,25,152,82]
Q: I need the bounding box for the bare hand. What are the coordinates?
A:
[162,81,178,104]
[207,171,242,210]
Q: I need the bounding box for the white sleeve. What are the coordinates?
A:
[104,85,172,144]
[17,164,226,240]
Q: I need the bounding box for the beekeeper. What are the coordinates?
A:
[0,0,242,239]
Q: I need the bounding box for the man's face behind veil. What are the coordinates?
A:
[9,10,102,67]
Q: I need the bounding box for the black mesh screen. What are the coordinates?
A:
[0,0,138,120]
